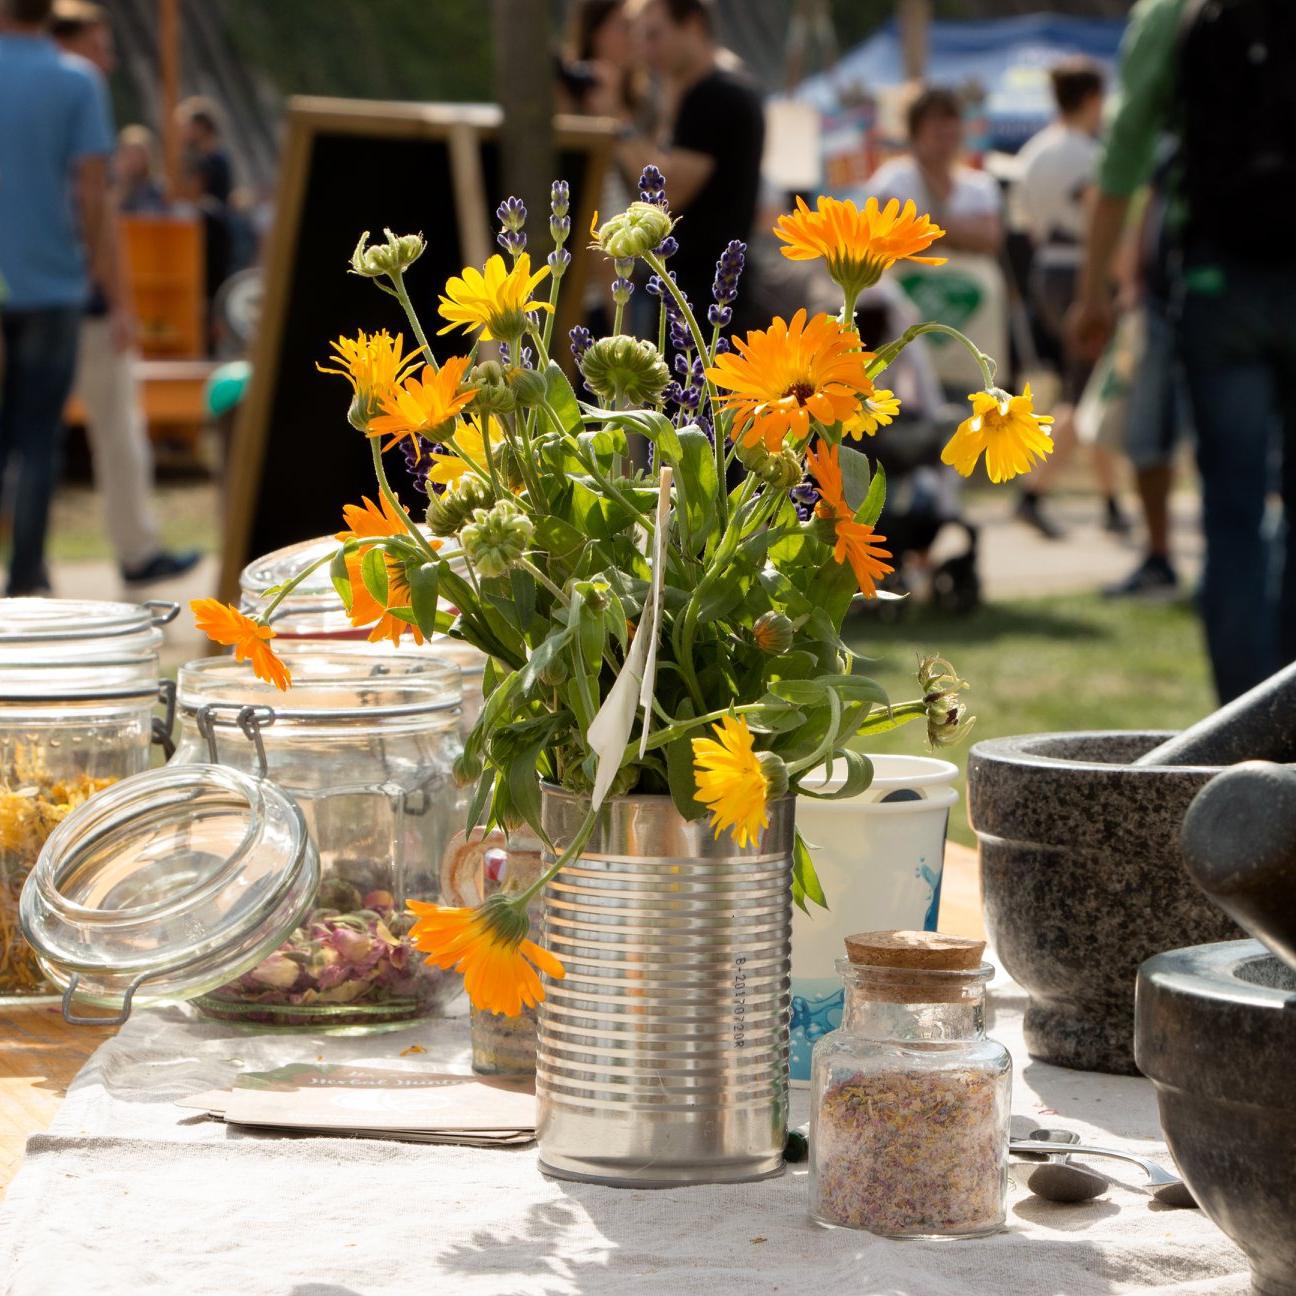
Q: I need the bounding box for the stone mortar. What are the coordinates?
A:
[967,731,1241,1074]
[1137,941,1296,1296]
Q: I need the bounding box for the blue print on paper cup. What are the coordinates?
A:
[790,755,958,1084]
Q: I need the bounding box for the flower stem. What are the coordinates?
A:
[513,802,602,908]
[868,322,995,389]
[518,556,569,607]
[643,250,727,529]
[255,549,338,623]
[390,270,437,371]
[370,437,438,558]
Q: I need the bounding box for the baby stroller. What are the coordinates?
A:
[854,289,982,620]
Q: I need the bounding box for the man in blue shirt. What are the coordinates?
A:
[0,0,115,594]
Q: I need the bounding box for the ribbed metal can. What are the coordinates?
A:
[536,786,793,1186]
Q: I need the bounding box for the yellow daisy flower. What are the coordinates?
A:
[843,389,901,439]
[692,714,770,849]
[366,356,476,458]
[407,897,564,1018]
[941,384,1055,484]
[425,412,504,492]
[774,195,947,296]
[437,253,553,342]
[316,329,420,428]
[706,309,875,452]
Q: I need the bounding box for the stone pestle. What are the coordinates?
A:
[1135,660,1296,767]
[1180,761,1296,973]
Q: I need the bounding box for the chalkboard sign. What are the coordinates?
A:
[219,97,613,601]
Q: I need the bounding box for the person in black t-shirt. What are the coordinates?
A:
[618,0,764,322]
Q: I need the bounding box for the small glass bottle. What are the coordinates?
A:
[810,931,1010,1238]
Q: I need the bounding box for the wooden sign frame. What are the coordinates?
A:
[218,96,614,603]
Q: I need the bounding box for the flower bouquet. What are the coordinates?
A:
[195,168,1049,1021]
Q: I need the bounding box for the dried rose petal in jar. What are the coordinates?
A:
[809,931,1011,1237]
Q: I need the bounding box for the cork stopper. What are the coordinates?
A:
[842,930,988,1003]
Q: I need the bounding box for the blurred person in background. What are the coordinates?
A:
[53,1,199,586]
[0,0,115,595]
[1012,57,1129,541]
[617,0,764,323]
[1071,0,1296,702]
[860,88,1002,256]
[116,124,167,215]
[175,96,233,330]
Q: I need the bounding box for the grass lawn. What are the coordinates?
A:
[844,592,1216,846]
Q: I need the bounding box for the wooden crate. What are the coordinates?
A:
[121,214,205,359]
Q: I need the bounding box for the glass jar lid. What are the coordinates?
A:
[239,535,484,677]
[20,764,318,1023]
[0,598,173,700]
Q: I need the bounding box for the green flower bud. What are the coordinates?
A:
[594,201,675,260]
[756,750,790,799]
[918,655,975,748]
[453,749,483,786]
[425,476,495,537]
[579,335,670,406]
[349,228,426,279]
[538,652,569,687]
[461,498,534,579]
[756,448,804,491]
[470,360,517,416]
[509,367,549,409]
[752,611,795,655]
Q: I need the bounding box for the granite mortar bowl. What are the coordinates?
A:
[1137,941,1296,1296]
[967,732,1241,1074]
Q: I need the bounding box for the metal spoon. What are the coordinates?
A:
[1011,1139,1197,1207]
[1019,1128,1109,1203]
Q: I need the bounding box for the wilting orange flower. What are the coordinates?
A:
[806,440,894,598]
[336,494,439,646]
[941,384,1054,483]
[774,195,947,295]
[437,253,553,342]
[367,356,476,457]
[191,599,292,691]
[316,329,420,429]
[692,713,769,849]
[706,309,875,451]
[407,898,564,1017]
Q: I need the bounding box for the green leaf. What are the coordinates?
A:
[408,562,439,637]
[359,546,388,605]
[509,567,537,634]
[838,443,872,513]
[796,750,875,801]
[672,427,720,555]
[769,679,829,706]
[505,726,553,843]
[665,705,707,822]
[792,829,829,914]
[856,460,887,527]
[519,627,573,695]
[466,769,494,834]
[542,360,582,435]
[330,545,353,612]
[533,514,587,564]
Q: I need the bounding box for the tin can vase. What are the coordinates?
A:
[536,786,793,1187]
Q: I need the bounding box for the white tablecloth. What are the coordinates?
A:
[0,981,1248,1296]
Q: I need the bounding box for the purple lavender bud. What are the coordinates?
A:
[669,316,691,352]
[498,341,511,365]
[697,414,714,442]
[569,325,593,361]
[550,179,570,218]
[711,240,746,307]
[646,274,663,297]
[638,164,667,208]
[708,303,732,328]
[497,228,526,256]
[613,256,634,279]
[655,235,678,260]
[518,344,534,369]
[497,196,526,231]
[714,335,732,355]
[548,246,571,275]
[400,437,431,497]
[792,481,820,522]
[549,214,571,244]
[673,353,691,377]
[680,384,701,411]
[612,277,634,306]
[662,380,684,406]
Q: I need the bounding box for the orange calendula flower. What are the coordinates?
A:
[941,384,1055,484]
[806,440,894,599]
[407,897,564,1017]
[774,195,947,295]
[316,329,420,429]
[191,599,292,691]
[437,252,553,342]
[843,389,901,439]
[691,713,769,849]
[367,356,476,458]
[706,309,875,452]
[335,494,438,646]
